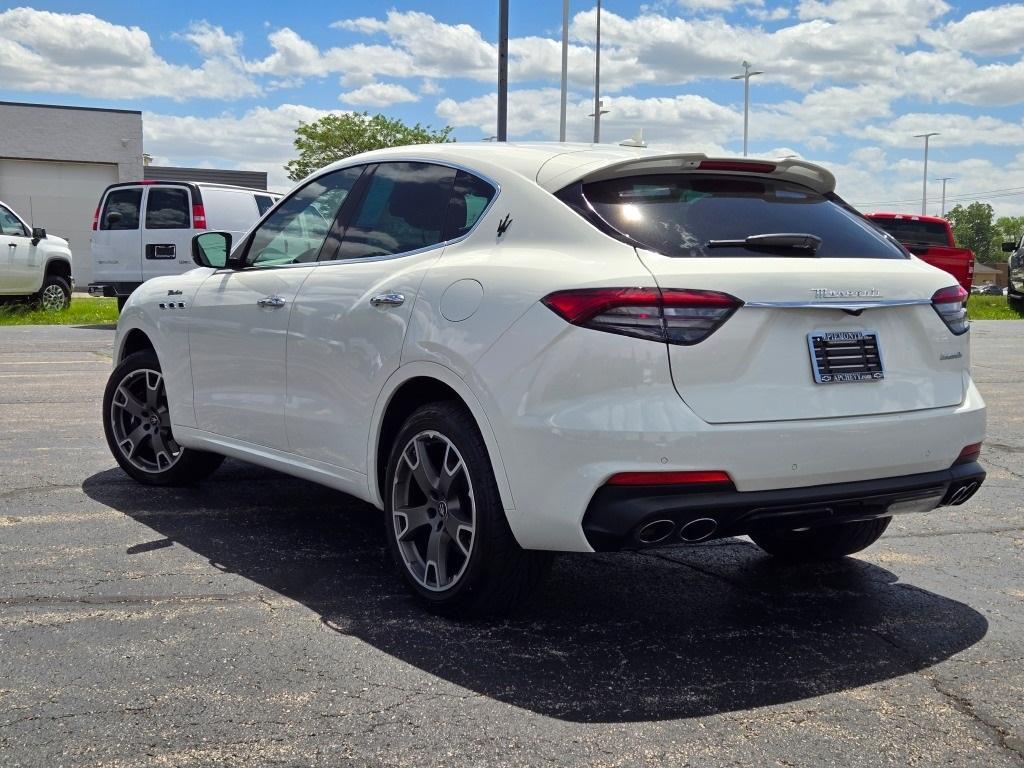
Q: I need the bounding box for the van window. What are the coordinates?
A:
[145,187,190,229]
[202,189,260,231]
[101,188,142,230]
[255,195,274,216]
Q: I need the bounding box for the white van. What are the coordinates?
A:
[88,181,280,308]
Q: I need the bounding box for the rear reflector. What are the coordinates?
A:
[931,285,969,335]
[697,160,776,174]
[953,442,982,466]
[91,206,100,231]
[192,204,207,230]
[542,287,742,346]
[607,471,733,486]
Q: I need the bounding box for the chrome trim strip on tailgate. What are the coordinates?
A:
[744,299,932,310]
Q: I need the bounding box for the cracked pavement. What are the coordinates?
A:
[1,321,1022,767]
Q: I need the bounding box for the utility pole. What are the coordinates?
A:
[497,0,509,141]
[559,0,569,142]
[936,176,953,217]
[914,132,939,215]
[593,0,602,143]
[730,61,763,157]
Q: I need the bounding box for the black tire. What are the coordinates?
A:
[103,350,224,486]
[35,274,71,311]
[117,295,129,312]
[749,517,891,561]
[383,402,552,619]
[1009,292,1024,313]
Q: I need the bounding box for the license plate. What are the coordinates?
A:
[807,330,885,384]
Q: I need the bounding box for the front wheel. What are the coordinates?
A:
[102,350,224,486]
[750,517,891,561]
[36,275,71,311]
[384,402,551,618]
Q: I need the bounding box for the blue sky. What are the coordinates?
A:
[2,1,1023,216]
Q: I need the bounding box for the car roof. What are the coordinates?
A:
[321,142,838,195]
[102,181,278,195]
[866,212,950,224]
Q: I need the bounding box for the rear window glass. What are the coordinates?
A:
[255,195,274,216]
[868,217,949,247]
[101,188,142,231]
[145,187,190,229]
[442,170,496,240]
[573,174,905,260]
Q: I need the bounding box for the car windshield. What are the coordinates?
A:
[868,217,949,247]
[576,174,906,260]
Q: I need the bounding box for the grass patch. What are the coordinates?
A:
[967,294,1024,320]
[0,297,119,326]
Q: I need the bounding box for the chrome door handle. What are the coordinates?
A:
[257,295,286,308]
[370,292,405,307]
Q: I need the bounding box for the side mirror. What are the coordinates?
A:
[105,211,122,226]
[1002,241,1017,253]
[192,231,233,269]
[31,227,46,245]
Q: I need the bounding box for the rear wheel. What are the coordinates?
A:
[384,402,551,618]
[750,517,891,561]
[103,350,224,486]
[36,275,70,311]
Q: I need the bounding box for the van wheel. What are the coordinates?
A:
[384,402,552,618]
[36,275,71,311]
[750,517,891,561]
[103,350,224,486]
[117,296,128,312]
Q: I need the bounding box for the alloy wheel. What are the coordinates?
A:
[392,430,476,592]
[40,284,67,311]
[109,368,182,473]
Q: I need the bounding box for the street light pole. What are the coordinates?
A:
[497,0,509,142]
[914,132,939,214]
[936,176,953,217]
[559,0,569,142]
[593,0,602,143]
[730,61,763,157]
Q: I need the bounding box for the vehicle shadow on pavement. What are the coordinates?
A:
[83,461,988,724]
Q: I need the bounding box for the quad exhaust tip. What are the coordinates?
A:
[637,519,676,545]
[679,517,718,542]
[946,480,979,506]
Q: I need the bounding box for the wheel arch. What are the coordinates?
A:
[117,327,157,364]
[368,362,515,513]
[43,258,72,283]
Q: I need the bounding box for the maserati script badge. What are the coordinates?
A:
[812,288,882,299]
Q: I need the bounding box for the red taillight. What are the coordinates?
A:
[954,442,982,466]
[931,285,969,335]
[91,206,100,231]
[607,470,733,486]
[542,287,742,345]
[697,160,776,173]
[192,204,207,229]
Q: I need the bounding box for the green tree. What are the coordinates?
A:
[285,112,454,182]
[945,202,995,261]
[990,215,1024,262]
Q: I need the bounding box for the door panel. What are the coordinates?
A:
[0,205,35,293]
[91,186,143,284]
[142,186,196,281]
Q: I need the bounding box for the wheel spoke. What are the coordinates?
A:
[120,423,148,458]
[438,443,464,496]
[444,514,473,557]
[115,386,146,418]
[395,504,432,541]
[407,438,440,495]
[426,527,449,587]
[144,372,162,409]
[150,430,173,468]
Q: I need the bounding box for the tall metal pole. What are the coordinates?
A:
[731,61,763,157]
[593,0,602,143]
[497,0,509,141]
[559,0,569,142]
[915,132,939,214]
[936,176,953,217]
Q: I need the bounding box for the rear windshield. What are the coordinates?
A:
[868,217,949,247]
[570,174,906,260]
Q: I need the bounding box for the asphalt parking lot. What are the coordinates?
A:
[1,322,1022,767]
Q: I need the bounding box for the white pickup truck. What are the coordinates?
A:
[88,181,279,309]
[0,199,74,310]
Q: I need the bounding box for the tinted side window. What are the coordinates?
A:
[442,171,496,241]
[332,162,457,260]
[145,187,190,229]
[255,195,274,216]
[101,188,142,230]
[0,205,28,237]
[246,166,363,269]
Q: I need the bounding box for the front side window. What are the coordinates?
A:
[331,162,457,260]
[568,174,906,260]
[145,187,190,229]
[245,166,363,268]
[0,205,28,237]
[442,171,496,241]
[101,188,142,231]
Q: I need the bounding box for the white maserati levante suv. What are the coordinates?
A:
[103,144,986,617]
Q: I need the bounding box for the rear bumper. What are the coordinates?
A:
[88,282,141,298]
[583,461,986,551]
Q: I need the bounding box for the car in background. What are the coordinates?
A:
[88,181,281,309]
[972,283,1004,297]
[865,213,974,294]
[1003,237,1023,311]
[0,199,73,310]
[102,144,986,617]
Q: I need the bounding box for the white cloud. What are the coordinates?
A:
[339,82,419,107]
[926,3,1024,55]
[0,7,259,101]
[858,113,1024,147]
